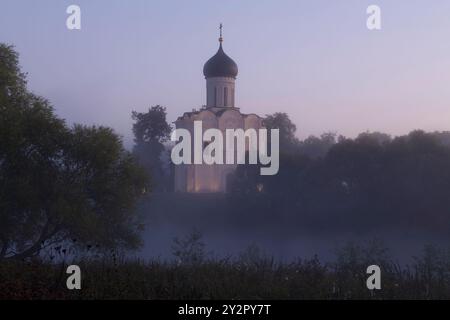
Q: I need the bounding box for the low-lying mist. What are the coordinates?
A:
[136,193,449,264]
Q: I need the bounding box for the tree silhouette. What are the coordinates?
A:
[132,106,172,191]
[0,44,149,260]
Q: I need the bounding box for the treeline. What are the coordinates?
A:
[133,107,450,235]
[228,113,450,234]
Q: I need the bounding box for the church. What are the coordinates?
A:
[174,26,263,193]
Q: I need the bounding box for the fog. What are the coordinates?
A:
[136,193,449,264]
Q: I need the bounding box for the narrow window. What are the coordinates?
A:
[224,87,228,106]
[232,88,235,107]
[214,87,217,107]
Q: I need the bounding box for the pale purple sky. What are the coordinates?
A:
[1,0,450,147]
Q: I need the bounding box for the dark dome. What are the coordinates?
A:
[203,43,238,79]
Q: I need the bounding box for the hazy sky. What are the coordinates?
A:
[1,0,450,148]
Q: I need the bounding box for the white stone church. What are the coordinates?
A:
[174,28,263,193]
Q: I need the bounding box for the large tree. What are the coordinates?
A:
[132,106,172,191]
[0,44,148,260]
[263,112,299,153]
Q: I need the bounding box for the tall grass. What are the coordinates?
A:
[1,239,450,300]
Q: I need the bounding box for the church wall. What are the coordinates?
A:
[173,117,195,192]
[218,109,244,192]
[192,111,221,192]
[174,111,263,193]
[244,114,263,131]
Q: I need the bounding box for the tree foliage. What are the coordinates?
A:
[263,112,299,153]
[132,106,172,191]
[0,44,148,260]
[231,112,450,234]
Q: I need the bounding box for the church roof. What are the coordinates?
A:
[203,34,238,79]
[176,107,261,122]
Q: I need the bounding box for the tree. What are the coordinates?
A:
[263,112,299,153]
[132,106,172,191]
[357,131,391,145]
[0,44,27,107]
[0,44,149,260]
[298,132,339,159]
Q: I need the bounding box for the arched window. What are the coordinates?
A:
[224,87,228,106]
[214,87,217,107]
[231,88,235,107]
